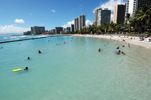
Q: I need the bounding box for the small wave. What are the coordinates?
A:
[10,36,17,38]
[3,37,8,39]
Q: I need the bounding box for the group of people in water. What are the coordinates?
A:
[98,43,130,55]
[117,50,125,55]
[24,50,42,70]
[116,43,130,55]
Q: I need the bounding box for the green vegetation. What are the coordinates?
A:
[69,5,151,35]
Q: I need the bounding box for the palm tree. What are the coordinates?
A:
[86,28,90,33]
[115,24,120,34]
[102,23,109,33]
[136,5,150,32]
[125,13,131,33]
[146,8,151,30]
[109,21,116,33]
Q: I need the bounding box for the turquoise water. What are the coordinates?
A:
[0,35,151,100]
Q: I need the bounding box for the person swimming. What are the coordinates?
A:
[117,50,121,55]
[24,67,28,70]
[38,50,41,54]
[98,48,101,52]
[122,45,125,47]
[120,51,125,55]
[116,46,119,49]
[27,57,30,60]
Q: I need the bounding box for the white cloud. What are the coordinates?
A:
[0,24,30,34]
[93,0,126,13]
[79,5,82,10]
[51,10,55,13]
[62,20,74,28]
[111,13,114,21]
[15,19,25,24]
[86,20,93,26]
[62,20,93,28]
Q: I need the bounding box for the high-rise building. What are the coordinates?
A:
[93,21,97,27]
[31,26,45,35]
[55,27,63,34]
[64,27,70,33]
[127,0,151,15]
[51,29,55,34]
[97,8,111,26]
[74,18,79,32]
[79,15,86,30]
[23,31,31,35]
[94,9,99,27]
[66,27,70,32]
[95,9,99,22]
[113,3,126,24]
[71,24,74,32]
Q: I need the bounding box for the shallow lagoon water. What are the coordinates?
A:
[0,35,151,100]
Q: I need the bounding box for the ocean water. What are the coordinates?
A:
[0,35,151,100]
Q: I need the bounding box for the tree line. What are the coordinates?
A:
[69,5,151,35]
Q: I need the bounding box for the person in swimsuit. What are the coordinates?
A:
[24,67,28,70]
[98,48,101,52]
[38,50,41,54]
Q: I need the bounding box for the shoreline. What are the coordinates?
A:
[72,34,151,50]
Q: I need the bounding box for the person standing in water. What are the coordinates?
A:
[38,50,41,54]
[128,43,130,47]
[98,48,101,52]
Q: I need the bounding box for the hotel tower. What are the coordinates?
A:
[113,3,126,24]
[127,0,151,15]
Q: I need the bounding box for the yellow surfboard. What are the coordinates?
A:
[12,69,22,72]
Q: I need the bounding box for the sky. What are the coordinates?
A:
[0,0,127,35]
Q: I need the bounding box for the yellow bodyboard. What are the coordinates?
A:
[12,69,22,72]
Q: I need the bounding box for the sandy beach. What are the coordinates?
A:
[73,34,151,50]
